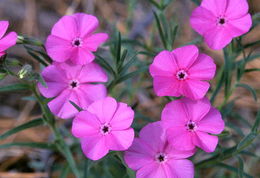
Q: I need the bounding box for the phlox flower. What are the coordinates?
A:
[190,0,252,50]
[124,122,195,178]
[72,97,135,160]
[38,62,107,119]
[0,21,17,57]
[149,45,216,100]
[162,97,225,153]
[46,13,108,65]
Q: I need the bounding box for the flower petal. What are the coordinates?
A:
[84,33,108,51]
[167,127,195,151]
[76,84,107,109]
[106,128,134,150]
[38,81,67,98]
[166,146,196,159]
[45,35,72,62]
[189,54,216,80]
[182,79,210,100]
[0,21,9,39]
[124,138,154,170]
[204,27,233,50]
[71,47,95,65]
[40,65,67,82]
[193,131,218,152]
[153,76,181,97]
[78,62,108,83]
[110,103,134,130]
[81,136,108,160]
[190,6,216,35]
[197,108,225,134]
[149,50,178,77]
[87,97,118,123]
[227,14,252,38]
[73,13,99,38]
[171,45,199,69]
[225,0,249,19]
[0,32,17,52]
[165,159,194,178]
[51,15,77,40]
[136,163,166,178]
[71,110,100,138]
[201,0,227,16]
[47,90,79,119]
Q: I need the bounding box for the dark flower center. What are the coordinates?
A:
[72,38,83,47]
[155,153,167,163]
[100,124,111,135]
[219,18,225,25]
[70,81,78,88]
[74,40,81,46]
[176,70,188,80]
[186,121,197,131]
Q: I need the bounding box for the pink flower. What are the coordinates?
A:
[162,97,225,152]
[0,21,17,57]
[124,122,195,178]
[190,0,252,50]
[72,97,135,160]
[45,13,108,65]
[38,62,108,119]
[149,45,216,100]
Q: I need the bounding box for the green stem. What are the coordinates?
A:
[31,84,81,178]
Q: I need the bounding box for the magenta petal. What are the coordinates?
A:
[51,15,77,40]
[84,33,108,51]
[48,90,79,119]
[189,54,216,80]
[198,108,225,134]
[88,97,117,123]
[38,82,67,98]
[149,50,178,77]
[153,76,181,97]
[76,84,107,109]
[73,13,99,38]
[190,7,216,35]
[204,27,232,50]
[55,62,82,80]
[106,128,134,150]
[171,45,199,69]
[227,14,252,38]
[124,138,154,170]
[201,0,227,16]
[71,111,100,138]
[181,97,211,122]
[0,21,9,39]
[136,163,166,178]
[182,79,210,100]
[71,48,95,65]
[0,32,17,52]
[166,147,196,159]
[161,100,188,126]
[78,62,108,83]
[110,103,134,130]
[81,136,108,160]
[45,35,72,62]
[225,0,249,19]
[167,127,195,151]
[166,159,194,178]
[0,51,5,57]
[193,131,218,152]
[41,65,67,82]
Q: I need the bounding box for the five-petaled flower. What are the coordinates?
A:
[124,122,195,178]
[0,21,17,57]
[149,45,216,100]
[190,0,252,50]
[162,97,225,152]
[38,62,108,119]
[72,97,135,160]
[45,13,108,65]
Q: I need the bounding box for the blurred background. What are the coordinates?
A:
[0,0,259,177]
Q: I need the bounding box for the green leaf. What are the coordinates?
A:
[216,163,252,178]
[153,11,167,49]
[116,67,148,84]
[69,100,83,112]
[236,83,257,101]
[251,109,260,133]
[119,52,139,75]
[26,49,48,66]
[116,32,122,65]
[245,68,260,73]
[0,83,30,92]
[0,118,44,140]
[149,0,162,9]
[237,156,244,178]
[95,55,116,77]
[191,0,200,5]
[0,142,55,150]
[236,132,257,152]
